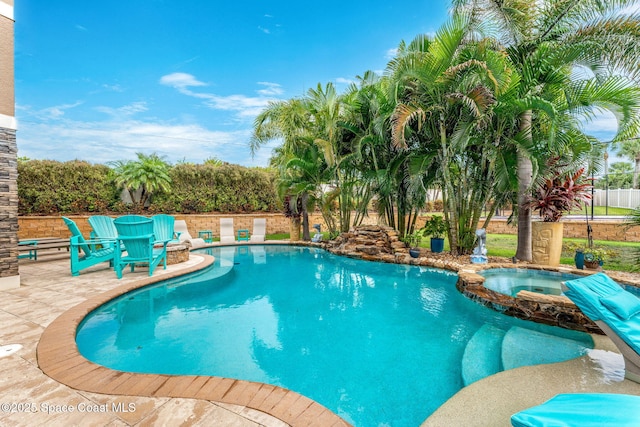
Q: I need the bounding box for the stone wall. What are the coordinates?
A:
[18,213,335,240]
[0,127,18,284]
[484,217,639,242]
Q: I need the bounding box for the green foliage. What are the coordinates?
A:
[422,216,448,239]
[150,163,280,213]
[18,159,280,215]
[563,241,617,262]
[109,152,172,210]
[18,160,119,215]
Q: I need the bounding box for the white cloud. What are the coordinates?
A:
[335,77,355,85]
[160,73,282,120]
[30,102,83,120]
[257,82,283,96]
[385,48,398,59]
[95,101,149,119]
[159,72,207,90]
[258,26,271,34]
[75,24,88,32]
[16,114,264,166]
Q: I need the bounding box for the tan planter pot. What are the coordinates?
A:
[531,221,564,266]
[289,217,301,242]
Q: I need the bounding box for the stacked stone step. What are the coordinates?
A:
[325,225,407,261]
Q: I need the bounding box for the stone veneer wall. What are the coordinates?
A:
[0,127,18,285]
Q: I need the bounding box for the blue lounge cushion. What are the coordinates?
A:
[511,393,640,427]
[600,290,640,320]
[563,272,640,356]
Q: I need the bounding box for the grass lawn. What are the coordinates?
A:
[262,230,639,273]
[485,234,639,272]
[568,206,633,216]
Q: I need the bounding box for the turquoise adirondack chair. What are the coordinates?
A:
[152,214,178,245]
[88,215,120,250]
[113,215,169,279]
[62,217,116,276]
[88,215,117,239]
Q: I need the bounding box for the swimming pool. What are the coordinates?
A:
[76,246,593,426]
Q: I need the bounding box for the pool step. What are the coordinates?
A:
[501,327,587,370]
[461,324,506,386]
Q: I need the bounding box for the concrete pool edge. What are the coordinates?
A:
[36,251,351,427]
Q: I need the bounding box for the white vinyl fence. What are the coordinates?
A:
[593,189,640,209]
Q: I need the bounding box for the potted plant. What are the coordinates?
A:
[404,230,423,258]
[528,166,592,266]
[563,242,614,270]
[422,216,447,253]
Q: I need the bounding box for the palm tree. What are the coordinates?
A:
[341,71,424,236]
[453,0,640,260]
[252,84,361,235]
[109,153,172,211]
[619,139,640,188]
[276,142,332,240]
[389,16,512,254]
[605,161,633,189]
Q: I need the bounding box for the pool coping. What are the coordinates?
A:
[36,250,351,427]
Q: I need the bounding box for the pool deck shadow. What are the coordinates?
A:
[3,243,640,426]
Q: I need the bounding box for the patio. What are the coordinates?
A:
[3,249,640,426]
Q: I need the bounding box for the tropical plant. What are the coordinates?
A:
[390,15,512,254]
[564,241,615,263]
[403,229,423,249]
[619,139,640,188]
[453,0,640,261]
[529,166,592,222]
[109,152,172,211]
[599,161,633,189]
[422,216,447,239]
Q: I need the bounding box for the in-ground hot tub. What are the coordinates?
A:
[479,268,581,297]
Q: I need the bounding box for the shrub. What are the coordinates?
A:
[18,160,118,215]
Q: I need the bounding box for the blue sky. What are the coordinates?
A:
[14,1,625,168]
[14,0,449,166]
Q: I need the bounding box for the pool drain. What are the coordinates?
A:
[0,344,22,358]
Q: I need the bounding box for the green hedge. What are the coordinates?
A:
[18,160,118,215]
[149,164,281,213]
[18,160,281,215]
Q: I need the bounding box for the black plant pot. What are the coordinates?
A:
[409,248,421,258]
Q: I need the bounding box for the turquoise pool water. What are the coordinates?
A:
[76,246,593,427]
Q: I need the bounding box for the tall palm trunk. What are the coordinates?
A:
[634,155,640,189]
[301,192,311,241]
[515,111,533,261]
